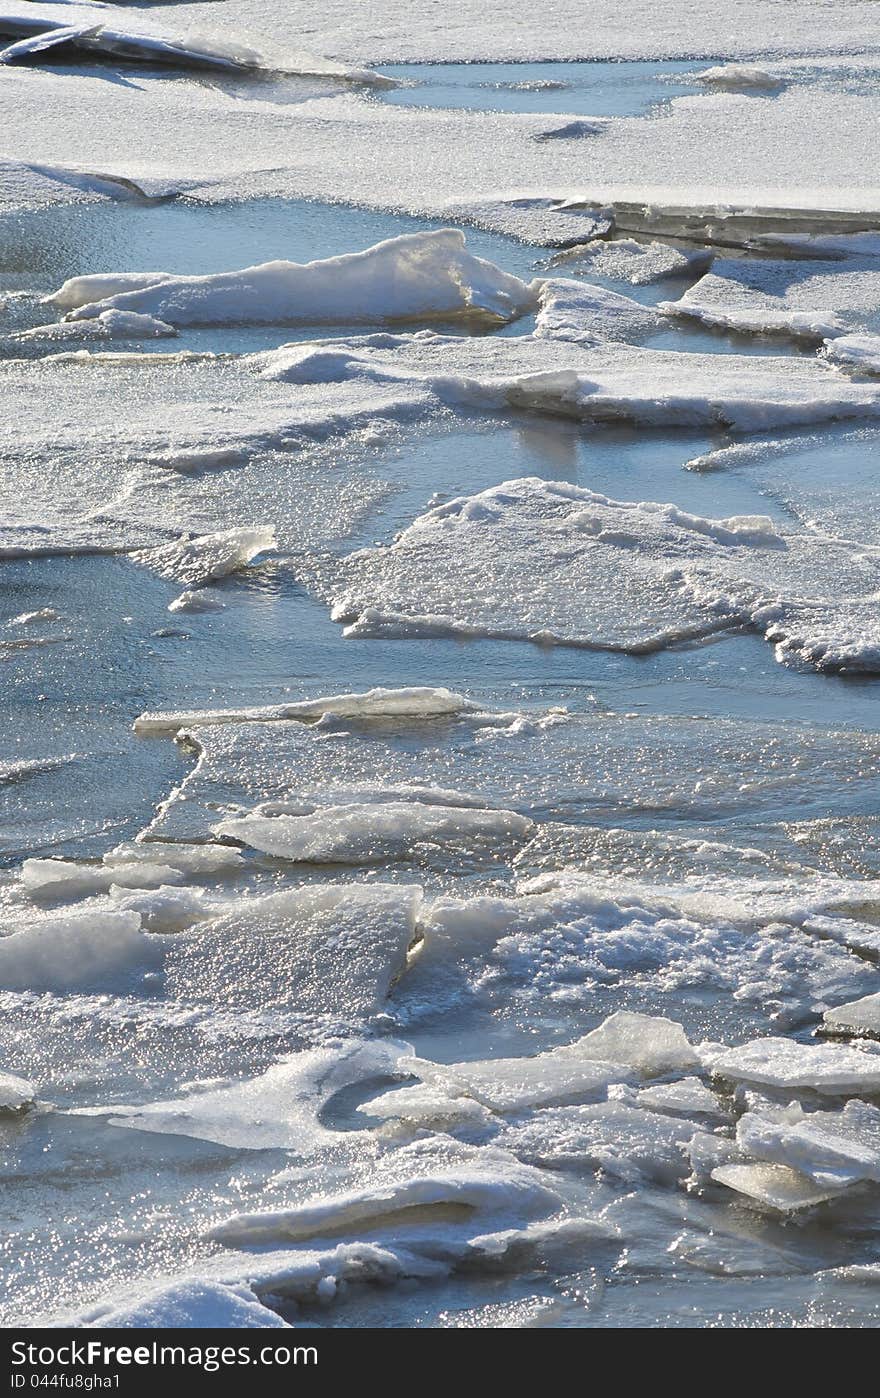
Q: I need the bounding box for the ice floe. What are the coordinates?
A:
[17,309,176,342]
[823,992,880,1041]
[735,1100,880,1188]
[0,1068,36,1112]
[395,1040,633,1113]
[87,1038,409,1151]
[711,1037,880,1097]
[710,1161,847,1212]
[131,525,276,589]
[823,333,880,374]
[0,909,163,992]
[214,801,534,864]
[499,1101,704,1183]
[661,256,880,343]
[320,475,880,671]
[551,236,711,285]
[162,883,421,1016]
[48,231,536,330]
[695,64,785,92]
[534,277,659,343]
[135,684,475,736]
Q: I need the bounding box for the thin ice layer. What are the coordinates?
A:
[134,685,475,736]
[85,1038,409,1151]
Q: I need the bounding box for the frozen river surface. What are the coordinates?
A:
[2,5,880,1330]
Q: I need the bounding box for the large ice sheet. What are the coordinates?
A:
[255,332,880,431]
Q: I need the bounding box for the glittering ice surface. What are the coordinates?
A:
[3,0,880,1334]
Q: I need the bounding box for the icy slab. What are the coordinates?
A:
[108,884,213,934]
[131,526,276,588]
[163,882,421,1016]
[736,1100,880,1187]
[323,474,880,670]
[102,842,243,876]
[90,1039,409,1152]
[254,331,880,431]
[208,1142,564,1247]
[551,237,711,285]
[564,1011,701,1075]
[500,1101,703,1182]
[661,256,880,344]
[17,309,176,342]
[214,801,534,864]
[696,64,784,91]
[823,333,880,374]
[22,857,185,899]
[823,993,880,1040]
[53,231,536,330]
[140,706,880,855]
[68,1279,291,1330]
[710,1162,846,1212]
[0,910,163,992]
[712,1037,880,1096]
[440,198,612,247]
[398,1043,632,1113]
[134,685,475,736]
[358,1082,495,1130]
[0,1069,36,1112]
[635,1077,725,1119]
[325,476,783,651]
[534,277,659,344]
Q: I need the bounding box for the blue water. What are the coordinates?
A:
[377,60,707,117]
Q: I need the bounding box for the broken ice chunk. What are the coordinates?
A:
[822,991,880,1040]
[712,1036,880,1096]
[163,882,421,1016]
[22,857,185,899]
[0,1069,36,1113]
[132,526,276,589]
[534,277,659,344]
[398,1046,632,1113]
[86,1039,409,1152]
[53,231,536,329]
[736,1100,880,1188]
[710,1162,847,1212]
[214,801,534,864]
[823,333,880,374]
[108,884,213,934]
[501,1101,703,1183]
[636,1077,726,1120]
[208,1145,564,1247]
[696,65,785,91]
[564,1011,701,1075]
[133,685,475,735]
[0,910,163,993]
